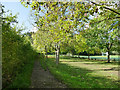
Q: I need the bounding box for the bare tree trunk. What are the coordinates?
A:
[44,46,48,70]
[88,53,90,60]
[55,50,57,60]
[106,43,112,63]
[45,45,48,59]
[55,44,60,65]
[71,52,74,57]
[107,50,110,63]
[88,56,90,60]
[78,54,80,58]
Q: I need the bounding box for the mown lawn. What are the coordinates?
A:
[73,55,120,61]
[45,56,119,88]
[48,55,120,61]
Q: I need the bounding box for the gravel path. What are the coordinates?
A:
[30,60,67,88]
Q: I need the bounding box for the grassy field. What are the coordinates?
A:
[48,55,120,61]
[45,55,119,88]
[73,55,120,61]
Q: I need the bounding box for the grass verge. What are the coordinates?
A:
[46,57,119,88]
[38,54,48,70]
[6,56,36,88]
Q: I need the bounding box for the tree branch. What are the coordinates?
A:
[90,17,120,24]
[90,1,120,15]
[109,43,113,49]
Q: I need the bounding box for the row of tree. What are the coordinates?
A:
[21,1,119,64]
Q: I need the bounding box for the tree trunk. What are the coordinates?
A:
[78,54,80,58]
[55,44,60,65]
[106,43,112,63]
[45,46,48,59]
[88,54,90,60]
[72,53,74,57]
[107,51,110,63]
[44,46,48,70]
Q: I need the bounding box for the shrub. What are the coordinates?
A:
[2,15,37,88]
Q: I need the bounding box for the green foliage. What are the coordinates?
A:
[32,30,53,53]
[38,53,47,70]
[60,35,76,55]
[21,2,92,53]
[21,1,119,61]
[2,10,37,88]
[74,34,87,54]
[89,15,119,52]
[7,56,35,88]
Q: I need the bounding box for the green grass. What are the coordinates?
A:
[73,55,120,61]
[46,56,119,88]
[61,59,118,80]
[38,54,48,70]
[6,56,36,88]
[48,55,120,61]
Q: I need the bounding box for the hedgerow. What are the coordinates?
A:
[2,10,37,88]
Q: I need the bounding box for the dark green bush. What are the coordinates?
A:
[2,15,37,88]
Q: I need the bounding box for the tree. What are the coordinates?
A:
[74,33,87,57]
[60,35,76,56]
[82,27,101,59]
[84,1,119,61]
[32,30,52,58]
[20,1,120,64]
[89,15,119,62]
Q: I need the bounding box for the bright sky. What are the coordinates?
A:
[0,0,95,33]
[1,1,34,33]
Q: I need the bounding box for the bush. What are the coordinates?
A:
[2,19,37,88]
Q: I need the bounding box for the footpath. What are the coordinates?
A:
[30,60,67,88]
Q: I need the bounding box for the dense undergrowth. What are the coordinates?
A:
[2,13,37,88]
[7,55,37,88]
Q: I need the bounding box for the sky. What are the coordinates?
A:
[1,1,35,33]
[1,0,118,33]
[1,1,92,34]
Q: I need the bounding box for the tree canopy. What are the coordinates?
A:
[20,1,120,63]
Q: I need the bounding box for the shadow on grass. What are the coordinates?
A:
[47,57,119,88]
[102,67,120,71]
[83,61,119,65]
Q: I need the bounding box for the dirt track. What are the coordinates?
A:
[30,60,67,88]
